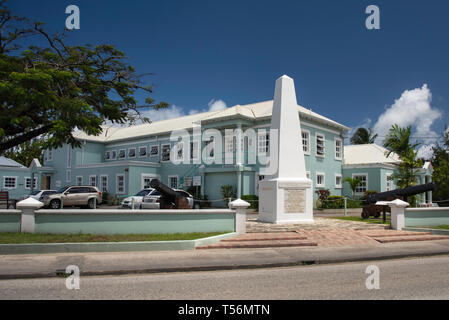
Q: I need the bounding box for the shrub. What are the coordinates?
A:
[221,185,236,204]
[315,189,330,209]
[241,195,259,210]
[322,195,344,209]
[321,195,364,209]
[101,192,109,204]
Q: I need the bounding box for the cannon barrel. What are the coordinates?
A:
[366,182,436,203]
[150,179,179,199]
[149,179,191,209]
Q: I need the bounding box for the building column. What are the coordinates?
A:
[420,175,425,204]
[427,175,432,204]
[236,124,243,198]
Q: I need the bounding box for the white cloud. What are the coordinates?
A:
[139,104,185,122]
[417,144,435,160]
[207,99,227,112]
[371,84,442,158]
[373,84,441,144]
[105,99,228,127]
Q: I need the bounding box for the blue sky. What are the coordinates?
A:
[10,0,449,155]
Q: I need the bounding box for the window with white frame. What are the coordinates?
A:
[111,150,117,160]
[118,149,126,159]
[316,133,325,157]
[161,144,171,162]
[335,138,342,160]
[205,137,215,158]
[89,175,97,187]
[190,141,199,161]
[386,174,393,191]
[224,135,235,164]
[116,174,125,194]
[105,151,111,161]
[353,174,367,194]
[66,170,71,182]
[25,177,37,189]
[335,174,342,188]
[175,142,184,161]
[76,176,83,186]
[3,177,17,189]
[142,175,155,189]
[316,173,325,188]
[150,145,159,157]
[100,175,108,192]
[67,146,72,168]
[258,131,269,154]
[168,176,178,189]
[302,130,310,154]
[128,148,136,158]
[47,149,53,161]
[139,146,147,157]
[255,174,265,194]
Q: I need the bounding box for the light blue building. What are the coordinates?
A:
[0,157,43,200]
[1,102,434,207]
[39,100,350,207]
[342,144,433,205]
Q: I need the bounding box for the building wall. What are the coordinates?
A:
[342,167,392,199]
[42,115,347,206]
[0,167,40,200]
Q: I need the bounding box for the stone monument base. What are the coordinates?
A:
[258,178,314,224]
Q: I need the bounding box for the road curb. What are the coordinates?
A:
[2,246,449,280]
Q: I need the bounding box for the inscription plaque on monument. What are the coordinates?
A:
[284,189,305,213]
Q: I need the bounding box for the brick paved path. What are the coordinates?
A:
[197,217,449,249]
[246,216,387,233]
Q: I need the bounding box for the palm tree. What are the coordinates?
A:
[383,124,422,189]
[343,177,362,200]
[350,127,378,145]
[383,124,419,158]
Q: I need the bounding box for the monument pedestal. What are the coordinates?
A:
[257,75,314,224]
[259,178,313,224]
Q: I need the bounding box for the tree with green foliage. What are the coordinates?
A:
[431,129,449,205]
[383,124,423,189]
[343,176,362,200]
[2,139,44,166]
[350,127,378,145]
[0,1,168,153]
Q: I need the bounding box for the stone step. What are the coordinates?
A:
[360,230,431,238]
[373,234,449,243]
[197,239,318,249]
[221,232,307,242]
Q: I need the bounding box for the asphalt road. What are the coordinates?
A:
[1,255,449,300]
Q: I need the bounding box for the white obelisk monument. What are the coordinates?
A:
[258,75,314,224]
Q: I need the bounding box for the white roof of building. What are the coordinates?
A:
[343,144,401,166]
[73,100,349,143]
[0,156,26,168]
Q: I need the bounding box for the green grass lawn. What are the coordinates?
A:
[0,232,230,244]
[333,216,390,225]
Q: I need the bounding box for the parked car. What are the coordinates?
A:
[43,186,102,209]
[121,189,154,208]
[140,189,200,209]
[25,190,57,202]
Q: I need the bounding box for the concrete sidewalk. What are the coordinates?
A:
[2,239,449,280]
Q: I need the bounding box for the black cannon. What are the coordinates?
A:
[149,179,191,209]
[362,182,436,220]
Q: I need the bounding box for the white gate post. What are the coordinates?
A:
[229,198,250,234]
[16,198,44,233]
[388,199,410,230]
